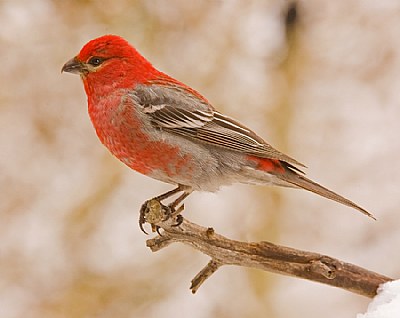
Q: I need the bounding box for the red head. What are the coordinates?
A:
[62,35,159,96]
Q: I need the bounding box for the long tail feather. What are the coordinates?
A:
[276,171,375,219]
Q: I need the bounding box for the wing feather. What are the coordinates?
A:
[133,84,305,168]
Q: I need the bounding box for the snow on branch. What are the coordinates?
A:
[142,199,392,297]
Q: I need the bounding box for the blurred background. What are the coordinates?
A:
[1,0,400,317]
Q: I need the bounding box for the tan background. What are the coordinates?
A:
[1,0,399,317]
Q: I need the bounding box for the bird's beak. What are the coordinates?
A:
[61,57,86,75]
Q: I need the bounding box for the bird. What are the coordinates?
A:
[62,35,374,232]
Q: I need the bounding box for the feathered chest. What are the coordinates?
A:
[87,92,185,176]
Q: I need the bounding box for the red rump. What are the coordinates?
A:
[247,156,285,174]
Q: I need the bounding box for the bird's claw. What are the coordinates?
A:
[171,214,184,227]
[138,199,185,234]
[138,198,167,234]
[138,200,150,234]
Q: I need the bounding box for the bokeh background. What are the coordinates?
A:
[1,0,400,317]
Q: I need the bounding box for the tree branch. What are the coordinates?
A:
[142,199,393,297]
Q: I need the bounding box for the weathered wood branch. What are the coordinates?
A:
[142,199,392,297]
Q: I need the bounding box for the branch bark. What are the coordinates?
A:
[142,199,392,297]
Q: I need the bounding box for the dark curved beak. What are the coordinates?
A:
[61,57,85,74]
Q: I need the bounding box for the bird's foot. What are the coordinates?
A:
[139,199,185,234]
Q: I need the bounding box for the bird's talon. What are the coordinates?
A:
[138,200,151,234]
[156,226,163,236]
[171,214,184,227]
[139,219,148,235]
[137,187,191,233]
[152,224,163,235]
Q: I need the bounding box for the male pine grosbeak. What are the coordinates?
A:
[62,35,374,231]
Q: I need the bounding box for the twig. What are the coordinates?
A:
[190,259,222,294]
[142,200,393,297]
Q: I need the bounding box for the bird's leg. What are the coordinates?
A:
[138,185,191,234]
[153,186,184,202]
[168,191,192,227]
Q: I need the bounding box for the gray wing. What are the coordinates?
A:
[133,83,306,168]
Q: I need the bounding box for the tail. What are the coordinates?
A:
[275,165,375,219]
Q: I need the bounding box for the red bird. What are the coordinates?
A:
[62,35,374,231]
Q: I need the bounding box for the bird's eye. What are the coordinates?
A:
[88,57,104,66]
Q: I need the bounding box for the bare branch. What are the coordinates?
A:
[142,201,393,297]
[190,259,222,294]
